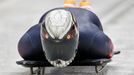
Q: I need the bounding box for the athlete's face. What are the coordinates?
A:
[41,9,79,67]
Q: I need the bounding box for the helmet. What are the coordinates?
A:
[41,9,79,67]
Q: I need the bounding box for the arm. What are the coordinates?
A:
[18,25,45,60]
[90,31,114,58]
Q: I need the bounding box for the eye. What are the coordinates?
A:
[44,33,49,39]
[67,34,72,40]
[66,25,76,40]
[42,31,49,39]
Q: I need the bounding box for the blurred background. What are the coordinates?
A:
[0,0,134,75]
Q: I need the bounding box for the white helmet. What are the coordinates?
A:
[41,9,79,67]
[45,9,73,39]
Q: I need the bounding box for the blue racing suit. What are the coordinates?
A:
[18,8,114,61]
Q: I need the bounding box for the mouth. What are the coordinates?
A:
[47,56,75,67]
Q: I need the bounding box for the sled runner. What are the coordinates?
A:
[16,51,120,75]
